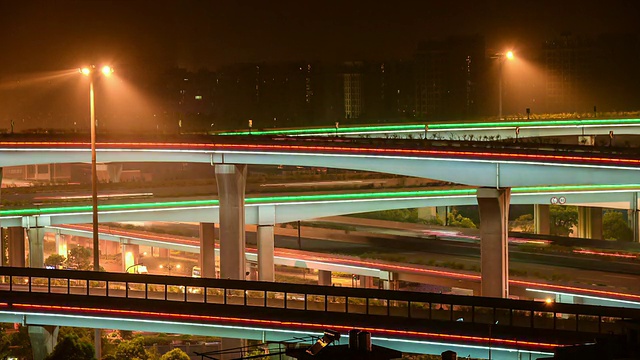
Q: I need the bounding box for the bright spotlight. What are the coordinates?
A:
[101,66,113,76]
[506,51,514,60]
[80,67,91,76]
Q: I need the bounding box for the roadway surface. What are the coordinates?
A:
[57,220,640,303]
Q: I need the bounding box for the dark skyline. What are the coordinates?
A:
[1,0,639,74]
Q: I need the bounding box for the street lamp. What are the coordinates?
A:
[79,65,113,273]
[160,263,181,276]
[491,51,514,120]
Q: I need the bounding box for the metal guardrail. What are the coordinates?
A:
[0,266,637,337]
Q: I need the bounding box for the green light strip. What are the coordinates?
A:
[217,118,640,136]
[3,184,640,217]
[428,118,640,130]
[218,124,425,136]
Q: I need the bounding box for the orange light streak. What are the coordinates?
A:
[10,303,558,350]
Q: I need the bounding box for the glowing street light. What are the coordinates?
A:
[492,51,515,120]
[79,65,113,273]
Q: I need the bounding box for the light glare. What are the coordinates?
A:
[101,66,113,76]
[80,68,91,76]
[506,51,514,60]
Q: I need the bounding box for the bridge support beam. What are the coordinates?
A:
[359,275,374,289]
[534,204,550,235]
[318,270,332,286]
[122,244,140,272]
[199,223,217,278]
[215,164,247,280]
[27,227,45,268]
[631,193,639,243]
[8,227,25,267]
[0,228,5,266]
[257,225,275,282]
[106,163,123,183]
[436,206,448,225]
[477,187,510,298]
[28,325,59,360]
[577,207,602,240]
[55,231,68,257]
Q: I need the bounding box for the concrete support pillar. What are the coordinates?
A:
[159,248,169,258]
[417,207,437,221]
[248,263,258,281]
[220,338,245,360]
[631,193,639,243]
[318,270,332,286]
[477,187,511,298]
[359,275,373,289]
[215,164,247,280]
[436,206,448,225]
[27,227,45,268]
[106,163,123,183]
[199,222,217,278]
[8,227,25,267]
[257,225,275,282]
[55,232,68,257]
[28,325,59,360]
[578,207,603,240]
[534,204,550,234]
[0,228,5,266]
[121,244,140,272]
[103,240,119,256]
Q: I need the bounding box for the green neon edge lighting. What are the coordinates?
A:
[3,184,640,217]
[217,118,640,135]
[218,124,424,136]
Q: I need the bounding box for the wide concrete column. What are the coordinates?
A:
[359,275,374,288]
[28,325,59,360]
[534,204,550,234]
[0,228,6,266]
[199,223,217,278]
[477,187,511,298]
[55,231,68,257]
[417,207,437,221]
[106,163,123,183]
[318,270,332,286]
[8,227,25,267]
[577,207,603,240]
[215,164,247,280]
[631,193,639,243]
[257,225,275,282]
[27,227,45,268]
[121,244,140,272]
[436,206,448,225]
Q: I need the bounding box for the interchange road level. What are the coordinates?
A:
[52,222,640,307]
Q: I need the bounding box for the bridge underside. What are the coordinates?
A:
[0,293,556,360]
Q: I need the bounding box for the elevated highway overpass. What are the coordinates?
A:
[216,118,640,141]
[2,135,639,298]
[1,184,639,227]
[5,266,640,359]
[46,223,640,310]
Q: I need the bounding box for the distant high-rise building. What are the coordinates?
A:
[543,34,595,113]
[414,36,485,120]
[342,62,365,120]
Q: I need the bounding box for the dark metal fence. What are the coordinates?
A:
[0,266,637,336]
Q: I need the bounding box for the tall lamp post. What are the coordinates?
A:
[80,65,112,360]
[492,51,514,120]
[80,65,113,273]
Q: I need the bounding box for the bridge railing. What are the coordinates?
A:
[0,267,636,336]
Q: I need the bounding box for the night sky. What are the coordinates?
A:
[1,0,639,74]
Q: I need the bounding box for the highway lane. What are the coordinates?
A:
[58,223,640,301]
